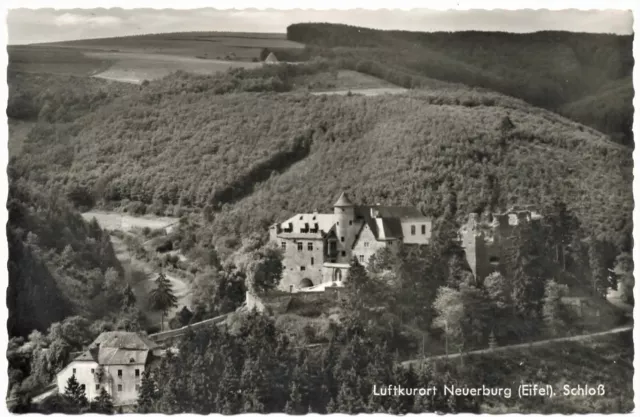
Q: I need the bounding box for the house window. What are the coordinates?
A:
[90,369,94,374]
[81,384,86,391]
[411,225,416,235]
[135,384,141,392]
[349,220,353,225]
[341,236,345,242]
[95,384,100,391]
[359,255,364,263]
[117,385,123,392]
[307,242,313,251]
[311,257,314,265]
[364,242,369,248]
[73,368,76,374]
[301,266,306,271]
[421,225,426,235]
[117,369,123,377]
[297,242,303,251]
[135,369,140,378]
[341,251,346,256]
[281,241,286,250]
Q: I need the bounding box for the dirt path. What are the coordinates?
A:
[83,210,192,326]
[402,325,633,367]
[310,87,407,96]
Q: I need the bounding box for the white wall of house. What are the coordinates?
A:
[56,361,145,405]
[56,361,101,401]
[352,224,386,267]
[400,220,431,244]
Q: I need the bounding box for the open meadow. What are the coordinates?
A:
[9,31,304,83]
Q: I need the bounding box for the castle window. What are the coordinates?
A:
[73,368,76,374]
[349,220,353,225]
[311,257,314,265]
[117,384,123,392]
[341,251,346,256]
[307,242,313,251]
[421,225,426,235]
[301,266,306,271]
[297,242,303,251]
[135,369,140,378]
[359,255,364,263]
[95,384,100,391]
[135,384,141,392]
[341,236,345,242]
[117,369,122,377]
[364,242,370,248]
[411,225,416,235]
[281,241,286,250]
[91,369,94,374]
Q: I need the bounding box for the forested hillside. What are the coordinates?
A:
[7,179,124,337]
[286,24,634,147]
[9,69,633,266]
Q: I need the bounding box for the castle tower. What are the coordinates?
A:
[334,192,355,262]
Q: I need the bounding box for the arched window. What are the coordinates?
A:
[333,269,342,282]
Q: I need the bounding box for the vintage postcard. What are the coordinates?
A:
[4,3,636,414]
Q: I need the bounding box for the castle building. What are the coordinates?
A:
[55,332,163,406]
[458,206,543,282]
[269,192,432,292]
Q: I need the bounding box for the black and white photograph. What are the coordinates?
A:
[4,3,636,414]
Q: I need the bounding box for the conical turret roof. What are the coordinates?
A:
[334,192,353,207]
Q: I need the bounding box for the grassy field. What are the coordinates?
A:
[44,31,304,60]
[8,45,112,76]
[88,51,263,83]
[9,31,305,82]
[81,210,179,231]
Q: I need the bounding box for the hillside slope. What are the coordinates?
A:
[7,179,124,337]
[287,24,634,147]
[10,73,633,257]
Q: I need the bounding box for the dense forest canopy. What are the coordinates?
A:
[8,68,633,262]
[7,179,124,337]
[286,24,634,147]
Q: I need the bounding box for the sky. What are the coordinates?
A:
[7,8,634,45]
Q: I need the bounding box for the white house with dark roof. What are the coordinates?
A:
[55,332,163,406]
[269,192,432,292]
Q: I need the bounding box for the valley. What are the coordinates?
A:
[6,18,634,415]
[81,211,193,327]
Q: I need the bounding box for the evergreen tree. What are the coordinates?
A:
[589,239,610,298]
[63,374,87,411]
[136,370,157,413]
[284,381,304,415]
[148,272,178,331]
[542,280,570,336]
[122,284,137,310]
[90,387,114,414]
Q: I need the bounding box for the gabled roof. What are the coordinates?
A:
[97,348,149,365]
[334,192,354,207]
[90,332,158,350]
[265,52,278,63]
